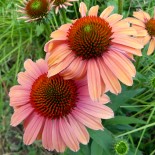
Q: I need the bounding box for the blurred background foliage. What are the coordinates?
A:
[0,0,155,154]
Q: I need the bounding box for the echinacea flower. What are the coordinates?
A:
[17,0,52,22]
[125,8,155,55]
[9,58,114,152]
[44,2,143,101]
[51,0,78,14]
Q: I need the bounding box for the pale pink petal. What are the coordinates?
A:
[50,30,68,40]
[110,44,142,56]
[79,2,87,17]
[17,72,34,89]
[112,36,143,49]
[106,14,123,25]
[108,50,136,77]
[59,118,79,152]
[23,114,44,145]
[99,94,110,104]
[100,6,114,19]
[52,119,66,152]
[147,39,155,55]
[36,59,48,74]
[77,102,114,119]
[77,84,89,96]
[103,52,133,86]
[11,104,34,126]
[47,53,75,77]
[72,109,103,130]
[42,118,54,151]
[24,59,42,79]
[68,114,89,144]
[87,59,103,101]
[9,89,30,98]
[60,57,87,80]
[88,5,99,16]
[97,58,121,94]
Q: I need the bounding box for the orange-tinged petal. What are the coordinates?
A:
[87,59,102,101]
[88,5,99,16]
[106,14,123,25]
[147,39,155,55]
[112,36,143,49]
[100,6,114,19]
[50,30,67,40]
[103,52,133,86]
[97,58,121,94]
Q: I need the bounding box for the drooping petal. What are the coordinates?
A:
[61,57,87,80]
[59,118,79,152]
[23,114,44,145]
[147,39,155,55]
[52,119,66,152]
[72,109,103,130]
[42,118,54,151]
[97,58,121,94]
[68,114,89,144]
[47,53,75,77]
[103,52,133,86]
[11,104,34,126]
[87,59,103,101]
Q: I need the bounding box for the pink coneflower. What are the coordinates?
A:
[44,2,143,101]
[9,58,114,152]
[125,8,155,55]
[51,0,78,14]
[17,0,52,22]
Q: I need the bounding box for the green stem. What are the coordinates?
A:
[116,121,155,138]
[118,0,123,15]
[60,9,67,24]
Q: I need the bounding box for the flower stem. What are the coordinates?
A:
[118,0,123,15]
[61,9,67,24]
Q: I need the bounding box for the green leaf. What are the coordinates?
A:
[91,141,103,155]
[105,116,146,125]
[63,144,90,155]
[108,88,145,111]
[88,128,114,155]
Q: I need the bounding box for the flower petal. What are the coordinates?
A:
[23,114,44,145]
[100,6,114,19]
[88,5,99,16]
[87,59,103,101]
[79,2,87,17]
[147,39,155,55]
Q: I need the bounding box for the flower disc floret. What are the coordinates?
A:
[30,74,77,119]
[67,16,113,60]
[146,18,155,37]
[26,0,49,18]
